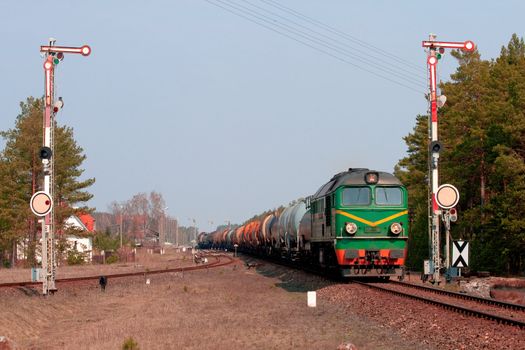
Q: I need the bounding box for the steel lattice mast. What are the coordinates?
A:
[422,35,474,283]
[35,39,91,295]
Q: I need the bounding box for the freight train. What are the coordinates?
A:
[199,168,409,279]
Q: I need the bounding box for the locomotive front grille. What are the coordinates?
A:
[365,250,379,261]
[344,249,359,259]
[389,249,405,259]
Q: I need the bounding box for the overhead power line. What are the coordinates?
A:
[227,0,427,88]
[260,0,426,75]
[205,0,426,94]
[237,0,428,87]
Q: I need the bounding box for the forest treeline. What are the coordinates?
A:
[396,34,525,275]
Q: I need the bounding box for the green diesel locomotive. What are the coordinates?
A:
[307,168,408,278]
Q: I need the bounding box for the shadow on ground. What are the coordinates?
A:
[238,255,336,293]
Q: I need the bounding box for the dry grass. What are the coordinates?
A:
[0,250,421,350]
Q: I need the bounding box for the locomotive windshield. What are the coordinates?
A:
[341,187,370,205]
[375,187,402,206]
[341,186,403,206]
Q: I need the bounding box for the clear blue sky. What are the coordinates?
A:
[1,1,523,232]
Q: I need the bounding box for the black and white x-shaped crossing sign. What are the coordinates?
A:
[452,240,469,267]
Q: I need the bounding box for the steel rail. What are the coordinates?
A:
[390,280,525,312]
[354,281,525,328]
[0,253,233,289]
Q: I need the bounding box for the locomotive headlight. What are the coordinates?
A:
[390,222,403,235]
[345,222,357,235]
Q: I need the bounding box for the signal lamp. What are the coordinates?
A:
[53,97,64,113]
[449,208,458,222]
[437,95,447,108]
[53,52,64,65]
[437,53,442,60]
[345,222,357,235]
[39,146,52,160]
[439,47,445,54]
[430,141,442,154]
[390,222,402,235]
[365,172,379,184]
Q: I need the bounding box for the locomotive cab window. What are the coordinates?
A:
[341,187,371,206]
[375,187,402,206]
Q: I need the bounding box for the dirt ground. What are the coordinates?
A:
[0,248,430,350]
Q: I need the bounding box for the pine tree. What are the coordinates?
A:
[0,97,94,266]
[0,158,27,267]
[0,97,43,266]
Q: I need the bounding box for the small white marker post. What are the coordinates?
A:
[307,291,316,307]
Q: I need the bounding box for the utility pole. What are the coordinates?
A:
[188,218,196,246]
[422,35,474,283]
[31,39,90,295]
[119,208,124,249]
[166,217,170,244]
[160,206,168,246]
[175,217,179,247]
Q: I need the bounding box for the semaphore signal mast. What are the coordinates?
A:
[422,34,474,283]
[29,38,91,295]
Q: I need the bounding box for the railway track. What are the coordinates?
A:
[390,280,525,311]
[0,252,234,290]
[354,280,525,328]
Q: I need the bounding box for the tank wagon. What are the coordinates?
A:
[200,168,408,278]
